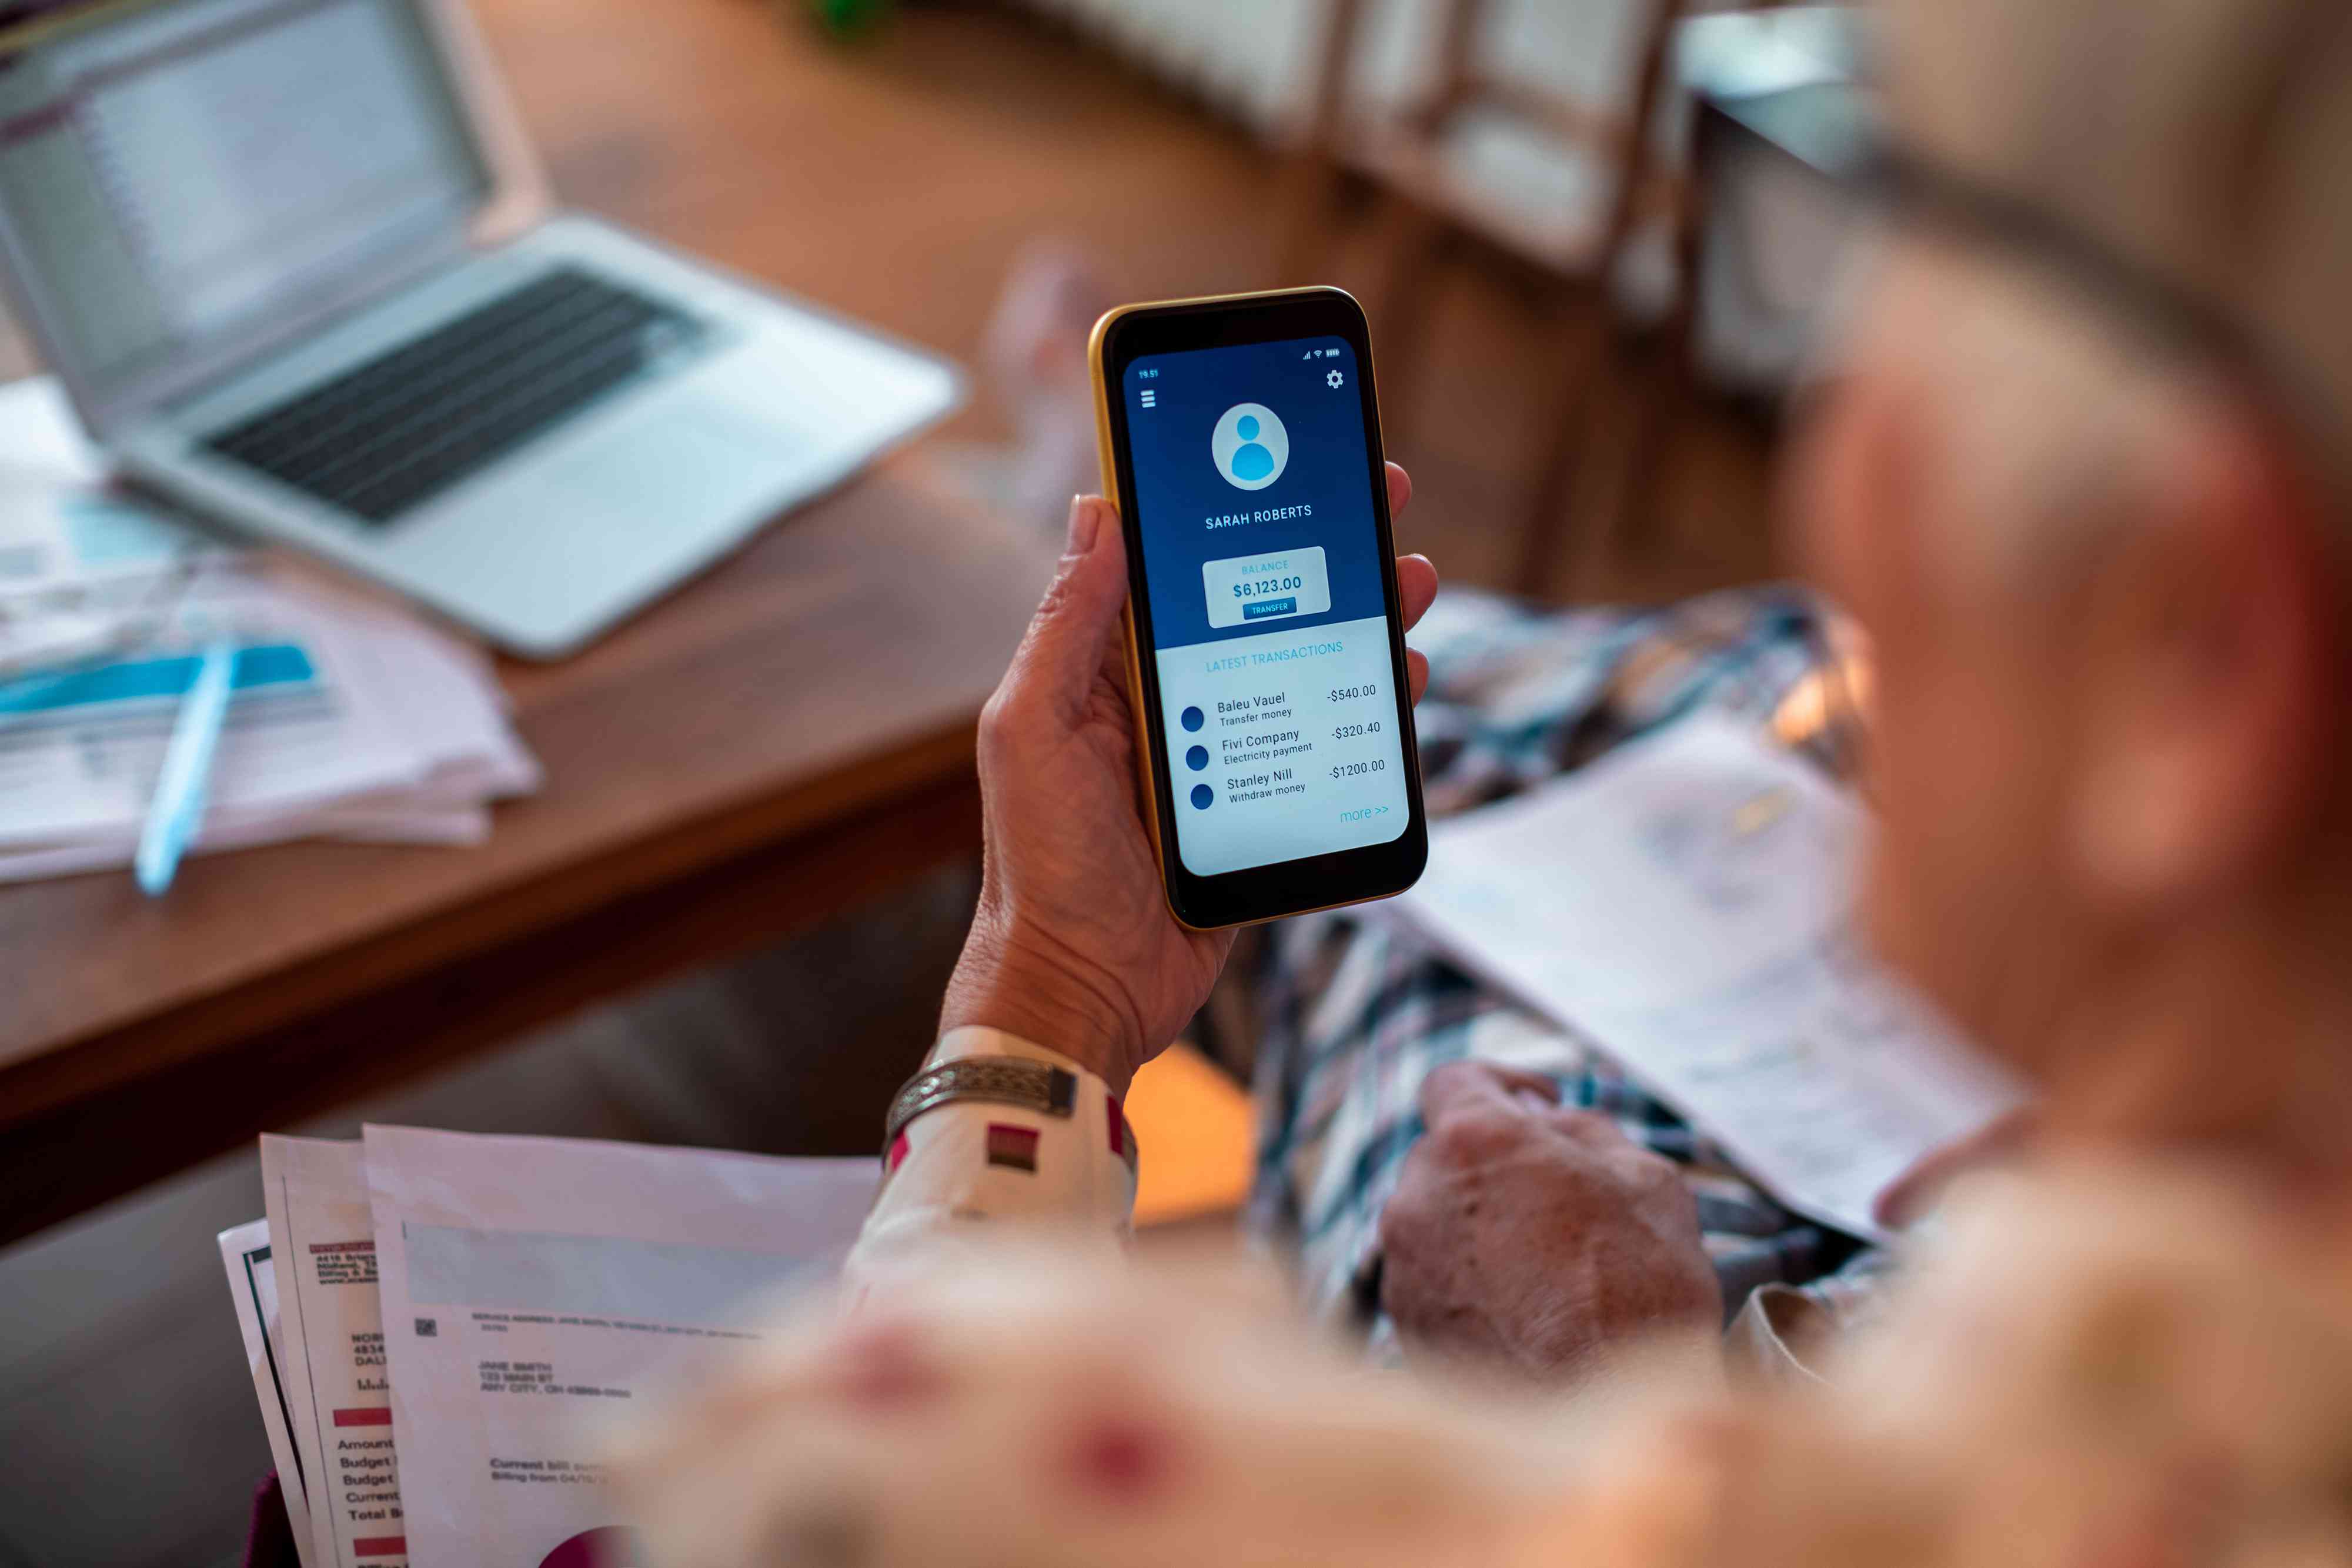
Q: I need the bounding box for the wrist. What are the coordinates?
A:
[940,919,1143,1096]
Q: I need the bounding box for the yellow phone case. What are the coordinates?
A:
[1085,286,1399,932]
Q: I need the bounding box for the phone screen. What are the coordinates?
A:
[1121,333,1411,878]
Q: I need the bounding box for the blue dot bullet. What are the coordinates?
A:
[1191,784,1214,809]
[1181,706,1205,732]
[1186,745,1209,770]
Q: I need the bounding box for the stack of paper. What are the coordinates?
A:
[1392,714,2022,1242]
[0,377,538,881]
[220,1128,877,1568]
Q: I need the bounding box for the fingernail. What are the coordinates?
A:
[1065,495,1101,556]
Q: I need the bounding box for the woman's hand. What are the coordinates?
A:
[1380,1062,1723,1380]
[941,472,1435,1094]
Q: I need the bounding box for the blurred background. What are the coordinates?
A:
[0,0,1865,1560]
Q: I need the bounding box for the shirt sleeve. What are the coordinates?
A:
[841,1026,1138,1307]
[1723,1286,1833,1386]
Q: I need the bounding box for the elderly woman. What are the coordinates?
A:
[620,0,2352,1560]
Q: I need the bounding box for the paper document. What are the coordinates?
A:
[263,1136,409,1568]
[218,1218,318,1568]
[366,1125,877,1568]
[0,577,538,877]
[0,377,232,575]
[0,376,235,680]
[0,374,538,882]
[1393,714,2020,1241]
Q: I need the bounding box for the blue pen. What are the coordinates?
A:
[135,638,238,897]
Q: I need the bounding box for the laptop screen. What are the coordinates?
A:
[0,0,488,404]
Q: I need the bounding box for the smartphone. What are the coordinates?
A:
[1088,286,1428,930]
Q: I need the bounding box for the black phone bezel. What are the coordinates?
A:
[1098,287,1429,930]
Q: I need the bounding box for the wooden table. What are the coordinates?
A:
[0,459,1053,1245]
[0,0,1130,1244]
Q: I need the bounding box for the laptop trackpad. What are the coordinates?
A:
[547,395,804,529]
[382,388,818,651]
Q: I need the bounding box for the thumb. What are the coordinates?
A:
[1009,496,1128,723]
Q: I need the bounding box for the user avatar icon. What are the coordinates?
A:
[1230,417,1274,481]
[1180,705,1205,731]
[1191,784,1215,809]
[1211,402,1289,492]
[1186,744,1210,770]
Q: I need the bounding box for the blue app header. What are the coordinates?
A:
[1123,336,1387,652]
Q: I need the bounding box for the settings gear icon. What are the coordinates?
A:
[1325,368,1346,389]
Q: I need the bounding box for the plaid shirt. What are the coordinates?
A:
[1245,585,1891,1360]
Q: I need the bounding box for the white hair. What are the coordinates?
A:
[1840,236,2221,596]
[1879,0,2351,455]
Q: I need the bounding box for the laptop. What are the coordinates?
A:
[0,0,963,657]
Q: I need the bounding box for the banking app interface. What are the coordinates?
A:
[1124,334,1408,877]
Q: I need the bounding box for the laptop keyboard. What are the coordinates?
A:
[203,267,704,525]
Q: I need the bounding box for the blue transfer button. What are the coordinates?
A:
[1241,596,1298,621]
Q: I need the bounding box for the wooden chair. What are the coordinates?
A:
[1281,0,1702,596]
